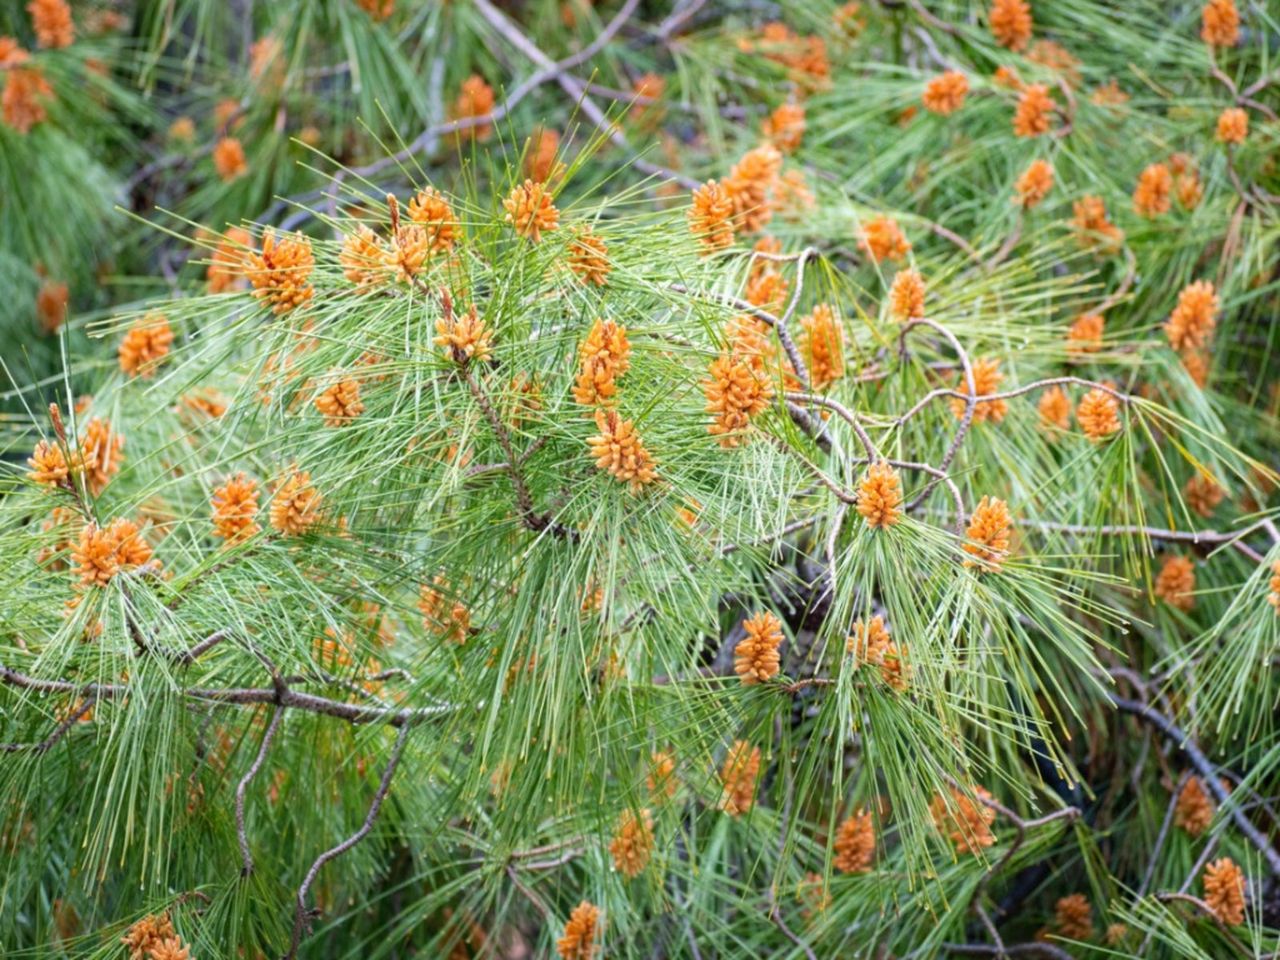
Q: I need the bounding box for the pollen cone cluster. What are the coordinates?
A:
[1201,0,1240,47]
[556,901,601,960]
[208,227,252,293]
[211,473,261,545]
[340,225,387,288]
[118,314,174,378]
[1013,84,1055,138]
[78,417,125,496]
[848,615,908,690]
[269,470,322,536]
[799,304,845,390]
[503,179,559,242]
[889,268,926,321]
[573,318,630,406]
[1067,312,1104,353]
[724,143,783,234]
[703,348,773,446]
[212,136,247,181]
[1133,162,1172,217]
[120,913,179,960]
[1155,554,1195,610]
[1014,159,1054,208]
[1216,107,1248,144]
[609,808,654,878]
[687,180,735,252]
[73,517,155,588]
[930,786,997,854]
[922,71,968,115]
[1174,775,1215,836]
[588,409,656,493]
[761,102,805,152]
[989,0,1032,51]
[733,610,784,684]
[451,74,495,140]
[1203,857,1245,926]
[860,216,910,263]
[4,66,53,134]
[964,496,1013,572]
[718,739,761,816]
[1077,388,1121,440]
[419,575,471,644]
[27,439,68,487]
[1164,280,1218,352]
[834,809,876,873]
[406,186,460,251]
[29,0,74,49]
[247,230,315,314]
[568,229,611,286]
[950,358,1007,424]
[1038,385,1071,432]
[1072,195,1124,250]
[856,461,903,529]
[1184,474,1224,517]
[1054,894,1094,941]
[435,304,494,365]
[315,372,364,426]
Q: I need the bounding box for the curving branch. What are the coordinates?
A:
[472,0,698,190]
[1025,518,1269,564]
[236,705,286,877]
[896,317,976,510]
[0,663,459,728]
[1109,694,1280,877]
[286,723,411,960]
[665,283,811,392]
[0,693,96,754]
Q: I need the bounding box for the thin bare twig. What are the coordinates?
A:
[655,0,708,41]
[286,723,411,960]
[1025,518,1269,564]
[236,705,286,877]
[784,392,878,460]
[1109,694,1280,877]
[473,0,699,190]
[896,317,975,510]
[0,693,96,754]
[665,283,812,392]
[1137,771,1189,899]
[0,663,459,727]
[1154,893,1253,957]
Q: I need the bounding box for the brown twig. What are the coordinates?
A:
[784,391,878,461]
[236,705,286,877]
[506,864,554,919]
[472,0,699,190]
[1109,693,1280,877]
[462,366,574,539]
[896,317,976,510]
[1095,245,1137,314]
[1137,771,1190,899]
[0,663,458,728]
[0,693,96,754]
[272,0,644,227]
[1025,518,1269,564]
[1153,893,1253,957]
[286,723,411,960]
[665,283,812,392]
